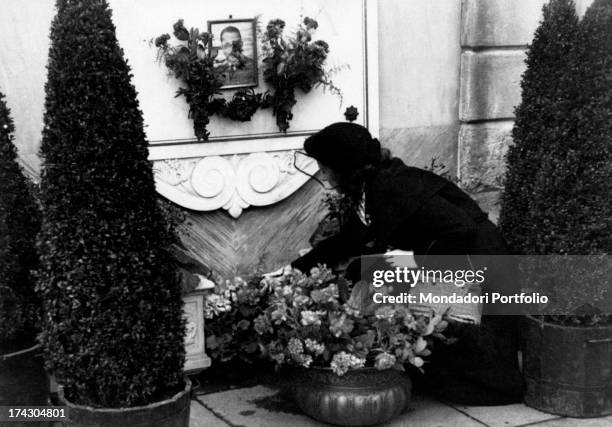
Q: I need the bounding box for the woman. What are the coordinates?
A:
[292,122,524,405]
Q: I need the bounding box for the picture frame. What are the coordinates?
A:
[207,18,259,90]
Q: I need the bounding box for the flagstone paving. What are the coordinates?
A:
[189,384,612,427]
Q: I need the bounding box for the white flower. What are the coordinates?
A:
[304,338,325,356]
[300,310,322,326]
[301,354,313,368]
[204,293,231,318]
[413,337,428,355]
[374,352,397,370]
[330,352,365,376]
[409,356,424,368]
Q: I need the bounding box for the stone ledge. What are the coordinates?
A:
[460,50,525,122]
[459,121,514,192]
[461,0,548,47]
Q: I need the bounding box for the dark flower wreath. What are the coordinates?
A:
[261,17,341,132]
[155,20,264,141]
[216,89,266,122]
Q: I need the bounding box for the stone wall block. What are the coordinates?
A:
[459,121,514,191]
[460,50,525,122]
[461,0,548,47]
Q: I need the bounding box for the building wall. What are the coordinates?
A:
[458,0,594,222]
[0,0,54,177]
[0,0,595,276]
[378,0,461,172]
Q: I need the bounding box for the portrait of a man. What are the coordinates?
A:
[208,19,258,89]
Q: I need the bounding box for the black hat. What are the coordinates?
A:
[303,122,381,173]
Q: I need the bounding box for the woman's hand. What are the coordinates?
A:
[262,265,291,278]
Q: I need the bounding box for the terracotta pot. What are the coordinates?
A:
[522,315,612,417]
[58,378,191,427]
[292,367,411,426]
[0,343,48,406]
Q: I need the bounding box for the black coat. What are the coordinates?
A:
[292,158,519,298]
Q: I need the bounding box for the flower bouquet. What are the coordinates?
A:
[262,18,341,132]
[155,20,225,141]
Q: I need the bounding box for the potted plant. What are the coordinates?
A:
[0,91,46,406]
[37,1,189,425]
[254,266,447,426]
[499,0,612,417]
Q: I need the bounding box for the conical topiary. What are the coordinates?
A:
[499,0,611,319]
[526,0,612,255]
[498,0,580,254]
[0,91,40,346]
[37,0,185,407]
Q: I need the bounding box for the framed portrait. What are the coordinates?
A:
[207,18,258,89]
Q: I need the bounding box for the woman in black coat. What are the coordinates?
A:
[292,122,524,405]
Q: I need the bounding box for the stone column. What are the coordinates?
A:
[458,0,549,221]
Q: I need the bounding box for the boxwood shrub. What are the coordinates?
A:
[499,0,612,321]
[501,0,611,256]
[0,92,41,346]
[37,0,185,407]
[498,0,580,255]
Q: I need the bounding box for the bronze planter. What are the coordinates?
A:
[522,315,612,417]
[58,378,191,427]
[292,367,411,426]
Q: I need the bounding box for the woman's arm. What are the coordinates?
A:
[291,210,371,273]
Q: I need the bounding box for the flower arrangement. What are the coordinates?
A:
[204,275,270,363]
[262,17,341,132]
[155,20,264,141]
[155,20,222,141]
[204,265,448,376]
[258,266,446,375]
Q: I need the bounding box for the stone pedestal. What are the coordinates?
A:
[183,289,212,374]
